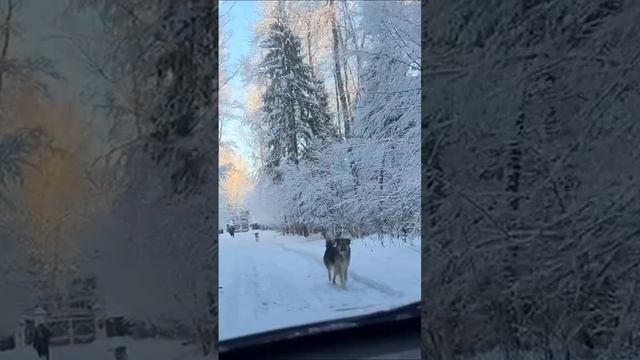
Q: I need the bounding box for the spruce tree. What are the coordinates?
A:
[259,18,335,180]
[144,0,216,197]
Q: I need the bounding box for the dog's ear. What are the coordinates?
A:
[346,239,351,245]
[321,229,334,242]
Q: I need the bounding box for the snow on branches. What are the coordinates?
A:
[247,1,420,239]
[423,0,640,357]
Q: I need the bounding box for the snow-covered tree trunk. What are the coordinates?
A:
[328,0,351,138]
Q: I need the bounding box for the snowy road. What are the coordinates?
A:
[0,337,209,360]
[218,230,421,341]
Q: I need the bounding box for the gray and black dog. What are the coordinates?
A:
[323,238,351,289]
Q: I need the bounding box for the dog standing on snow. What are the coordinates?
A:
[254,232,259,242]
[323,238,351,289]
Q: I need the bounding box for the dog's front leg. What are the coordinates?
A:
[338,268,346,289]
[344,269,348,289]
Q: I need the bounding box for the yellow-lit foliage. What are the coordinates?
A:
[219,146,253,213]
[245,85,263,116]
[4,81,105,294]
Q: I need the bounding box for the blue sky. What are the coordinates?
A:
[220,0,261,169]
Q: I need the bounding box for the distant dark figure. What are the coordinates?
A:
[229,225,235,238]
[25,321,35,346]
[396,227,408,241]
[33,323,52,360]
[114,345,128,360]
[254,232,259,242]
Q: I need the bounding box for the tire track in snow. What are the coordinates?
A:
[276,243,404,298]
[221,240,315,340]
[253,253,312,314]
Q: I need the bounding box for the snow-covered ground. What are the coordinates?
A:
[219,230,421,341]
[0,337,212,360]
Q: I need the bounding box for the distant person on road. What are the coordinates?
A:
[229,225,235,238]
[33,323,52,360]
[25,321,35,347]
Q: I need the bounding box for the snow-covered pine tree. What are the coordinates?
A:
[259,16,335,181]
[131,1,216,353]
[142,0,216,197]
[308,68,337,141]
[70,0,216,354]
